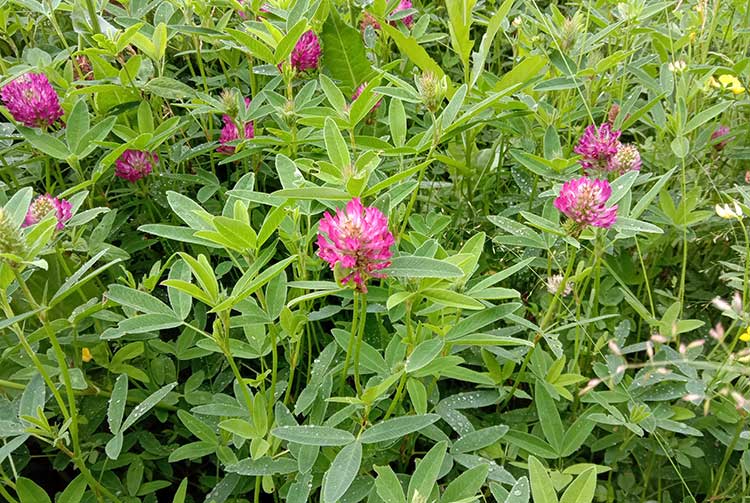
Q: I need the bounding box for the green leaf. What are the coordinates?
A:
[273,187,353,200]
[382,24,446,85]
[16,477,51,503]
[324,116,350,171]
[227,28,275,64]
[374,465,406,503]
[108,284,175,316]
[612,217,663,235]
[407,441,448,503]
[271,425,355,446]
[219,418,260,439]
[452,425,509,454]
[121,382,177,432]
[471,0,514,87]
[4,187,33,228]
[321,9,371,89]
[177,410,217,444]
[145,77,195,99]
[441,463,489,502]
[225,457,298,476]
[503,430,558,459]
[322,441,362,503]
[65,98,90,154]
[683,101,732,135]
[405,339,444,373]
[17,126,70,160]
[445,0,476,72]
[359,414,440,443]
[529,456,558,503]
[108,374,128,434]
[384,256,464,278]
[389,98,406,147]
[559,467,596,503]
[446,303,522,340]
[535,381,564,454]
[503,477,530,503]
[422,288,484,310]
[57,474,87,503]
[320,74,346,112]
[167,441,217,462]
[275,19,308,64]
[172,478,189,503]
[494,55,547,93]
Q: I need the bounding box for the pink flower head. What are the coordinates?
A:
[711,125,731,150]
[218,97,255,154]
[1,73,64,128]
[574,123,622,174]
[23,194,71,230]
[317,198,394,292]
[352,82,382,113]
[554,176,618,229]
[115,149,157,183]
[390,0,415,28]
[291,31,321,73]
[608,143,641,174]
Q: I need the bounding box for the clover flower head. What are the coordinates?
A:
[391,0,415,28]
[574,123,622,174]
[23,194,71,230]
[291,31,321,72]
[1,73,64,128]
[608,143,642,174]
[554,176,618,229]
[115,149,158,183]
[546,274,573,296]
[317,198,394,292]
[218,97,254,154]
[711,125,731,150]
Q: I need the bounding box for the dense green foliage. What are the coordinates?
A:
[1,0,749,502]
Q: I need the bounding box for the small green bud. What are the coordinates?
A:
[415,71,447,113]
[0,208,26,266]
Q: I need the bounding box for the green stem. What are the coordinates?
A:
[10,270,119,503]
[502,245,577,407]
[339,293,360,393]
[353,293,368,395]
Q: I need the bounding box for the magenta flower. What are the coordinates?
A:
[554,176,618,229]
[218,97,255,154]
[609,143,641,175]
[352,82,382,113]
[317,198,395,293]
[711,125,731,151]
[1,73,64,128]
[390,0,415,28]
[574,123,622,174]
[291,31,321,73]
[23,194,71,230]
[115,149,158,183]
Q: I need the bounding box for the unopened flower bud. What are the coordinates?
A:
[416,71,447,113]
[221,89,240,117]
[0,208,27,265]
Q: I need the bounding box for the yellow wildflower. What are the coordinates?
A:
[82,347,93,362]
[740,328,750,342]
[718,74,745,95]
